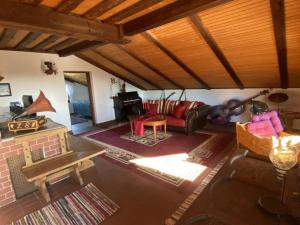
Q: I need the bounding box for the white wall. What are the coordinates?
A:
[144,88,300,129]
[0,50,142,130]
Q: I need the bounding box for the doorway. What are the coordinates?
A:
[64,71,95,134]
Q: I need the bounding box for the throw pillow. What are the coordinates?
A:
[148,103,158,115]
[173,104,188,118]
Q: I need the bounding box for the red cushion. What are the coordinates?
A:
[166,116,186,127]
[172,104,188,118]
[148,103,158,115]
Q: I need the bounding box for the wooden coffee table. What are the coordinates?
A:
[128,115,167,144]
[143,115,167,144]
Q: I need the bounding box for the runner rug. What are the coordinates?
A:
[8,183,119,225]
[83,124,234,189]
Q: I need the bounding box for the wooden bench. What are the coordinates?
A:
[22,150,104,202]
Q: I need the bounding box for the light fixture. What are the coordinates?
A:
[259,137,299,215]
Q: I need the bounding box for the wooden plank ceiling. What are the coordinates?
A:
[0,0,299,90]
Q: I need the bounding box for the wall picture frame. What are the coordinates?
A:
[0,83,12,97]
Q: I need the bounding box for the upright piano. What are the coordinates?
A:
[113,91,143,121]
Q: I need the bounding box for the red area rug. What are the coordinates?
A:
[83,124,234,188]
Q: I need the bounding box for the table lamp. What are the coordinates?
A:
[259,137,299,215]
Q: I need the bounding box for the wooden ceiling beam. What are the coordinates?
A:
[270,0,288,88]
[122,0,231,36]
[46,38,77,52]
[58,40,104,57]
[84,0,127,19]
[104,0,164,24]
[0,47,53,54]
[76,53,146,90]
[58,38,130,57]
[55,0,84,13]
[21,0,43,5]
[0,28,16,48]
[116,45,184,89]
[15,32,41,50]
[31,35,60,51]
[142,32,210,89]
[190,15,244,89]
[95,49,161,89]
[0,0,121,42]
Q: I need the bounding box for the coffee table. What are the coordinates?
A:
[128,115,167,144]
[143,115,167,144]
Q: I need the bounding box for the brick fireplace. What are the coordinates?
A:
[0,125,62,207]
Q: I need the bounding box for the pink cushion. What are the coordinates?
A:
[252,111,283,133]
[247,120,277,137]
[172,104,188,119]
[166,116,185,127]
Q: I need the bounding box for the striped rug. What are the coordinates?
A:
[8,183,119,225]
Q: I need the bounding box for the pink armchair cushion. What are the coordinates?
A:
[247,120,277,137]
[252,111,283,133]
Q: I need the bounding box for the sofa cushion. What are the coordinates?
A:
[166,116,186,127]
[148,100,164,114]
[164,100,179,115]
[181,101,198,117]
[148,104,158,115]
[172,104,188,118]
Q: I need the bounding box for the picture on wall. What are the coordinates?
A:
[0,83,12,97]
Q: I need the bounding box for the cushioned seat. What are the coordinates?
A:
[166,116,185,127]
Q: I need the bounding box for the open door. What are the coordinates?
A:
[64,71,95,134]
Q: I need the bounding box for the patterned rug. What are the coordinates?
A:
[8,183,119,225]
[83,124,234,188]
[121,129,172,146]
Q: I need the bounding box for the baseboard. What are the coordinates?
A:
[96,120,117,128]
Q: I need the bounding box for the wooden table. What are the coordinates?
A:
[128,115,167,144]
[22,137,105,202]
[144,116,167,144]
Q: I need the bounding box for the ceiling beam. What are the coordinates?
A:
[55,0,84,13]
[0,0,121,42]
[95,49,161,89]
[142,32,210,89]
[0,47,53,54]
[122,0,231,36]
[0,28,16,48]
[22,0,42,5]
[189,15,244,89]
[76,53,146,90]
[58,40,105,57]
[46,38,77,52]
[31,35,60,51]
[116,45,184,89]
[84,0,127,19]
[104,0,164,24]
[15,32,41,50]
[270,0,288,89]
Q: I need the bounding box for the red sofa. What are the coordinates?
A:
[143,100,211,134]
